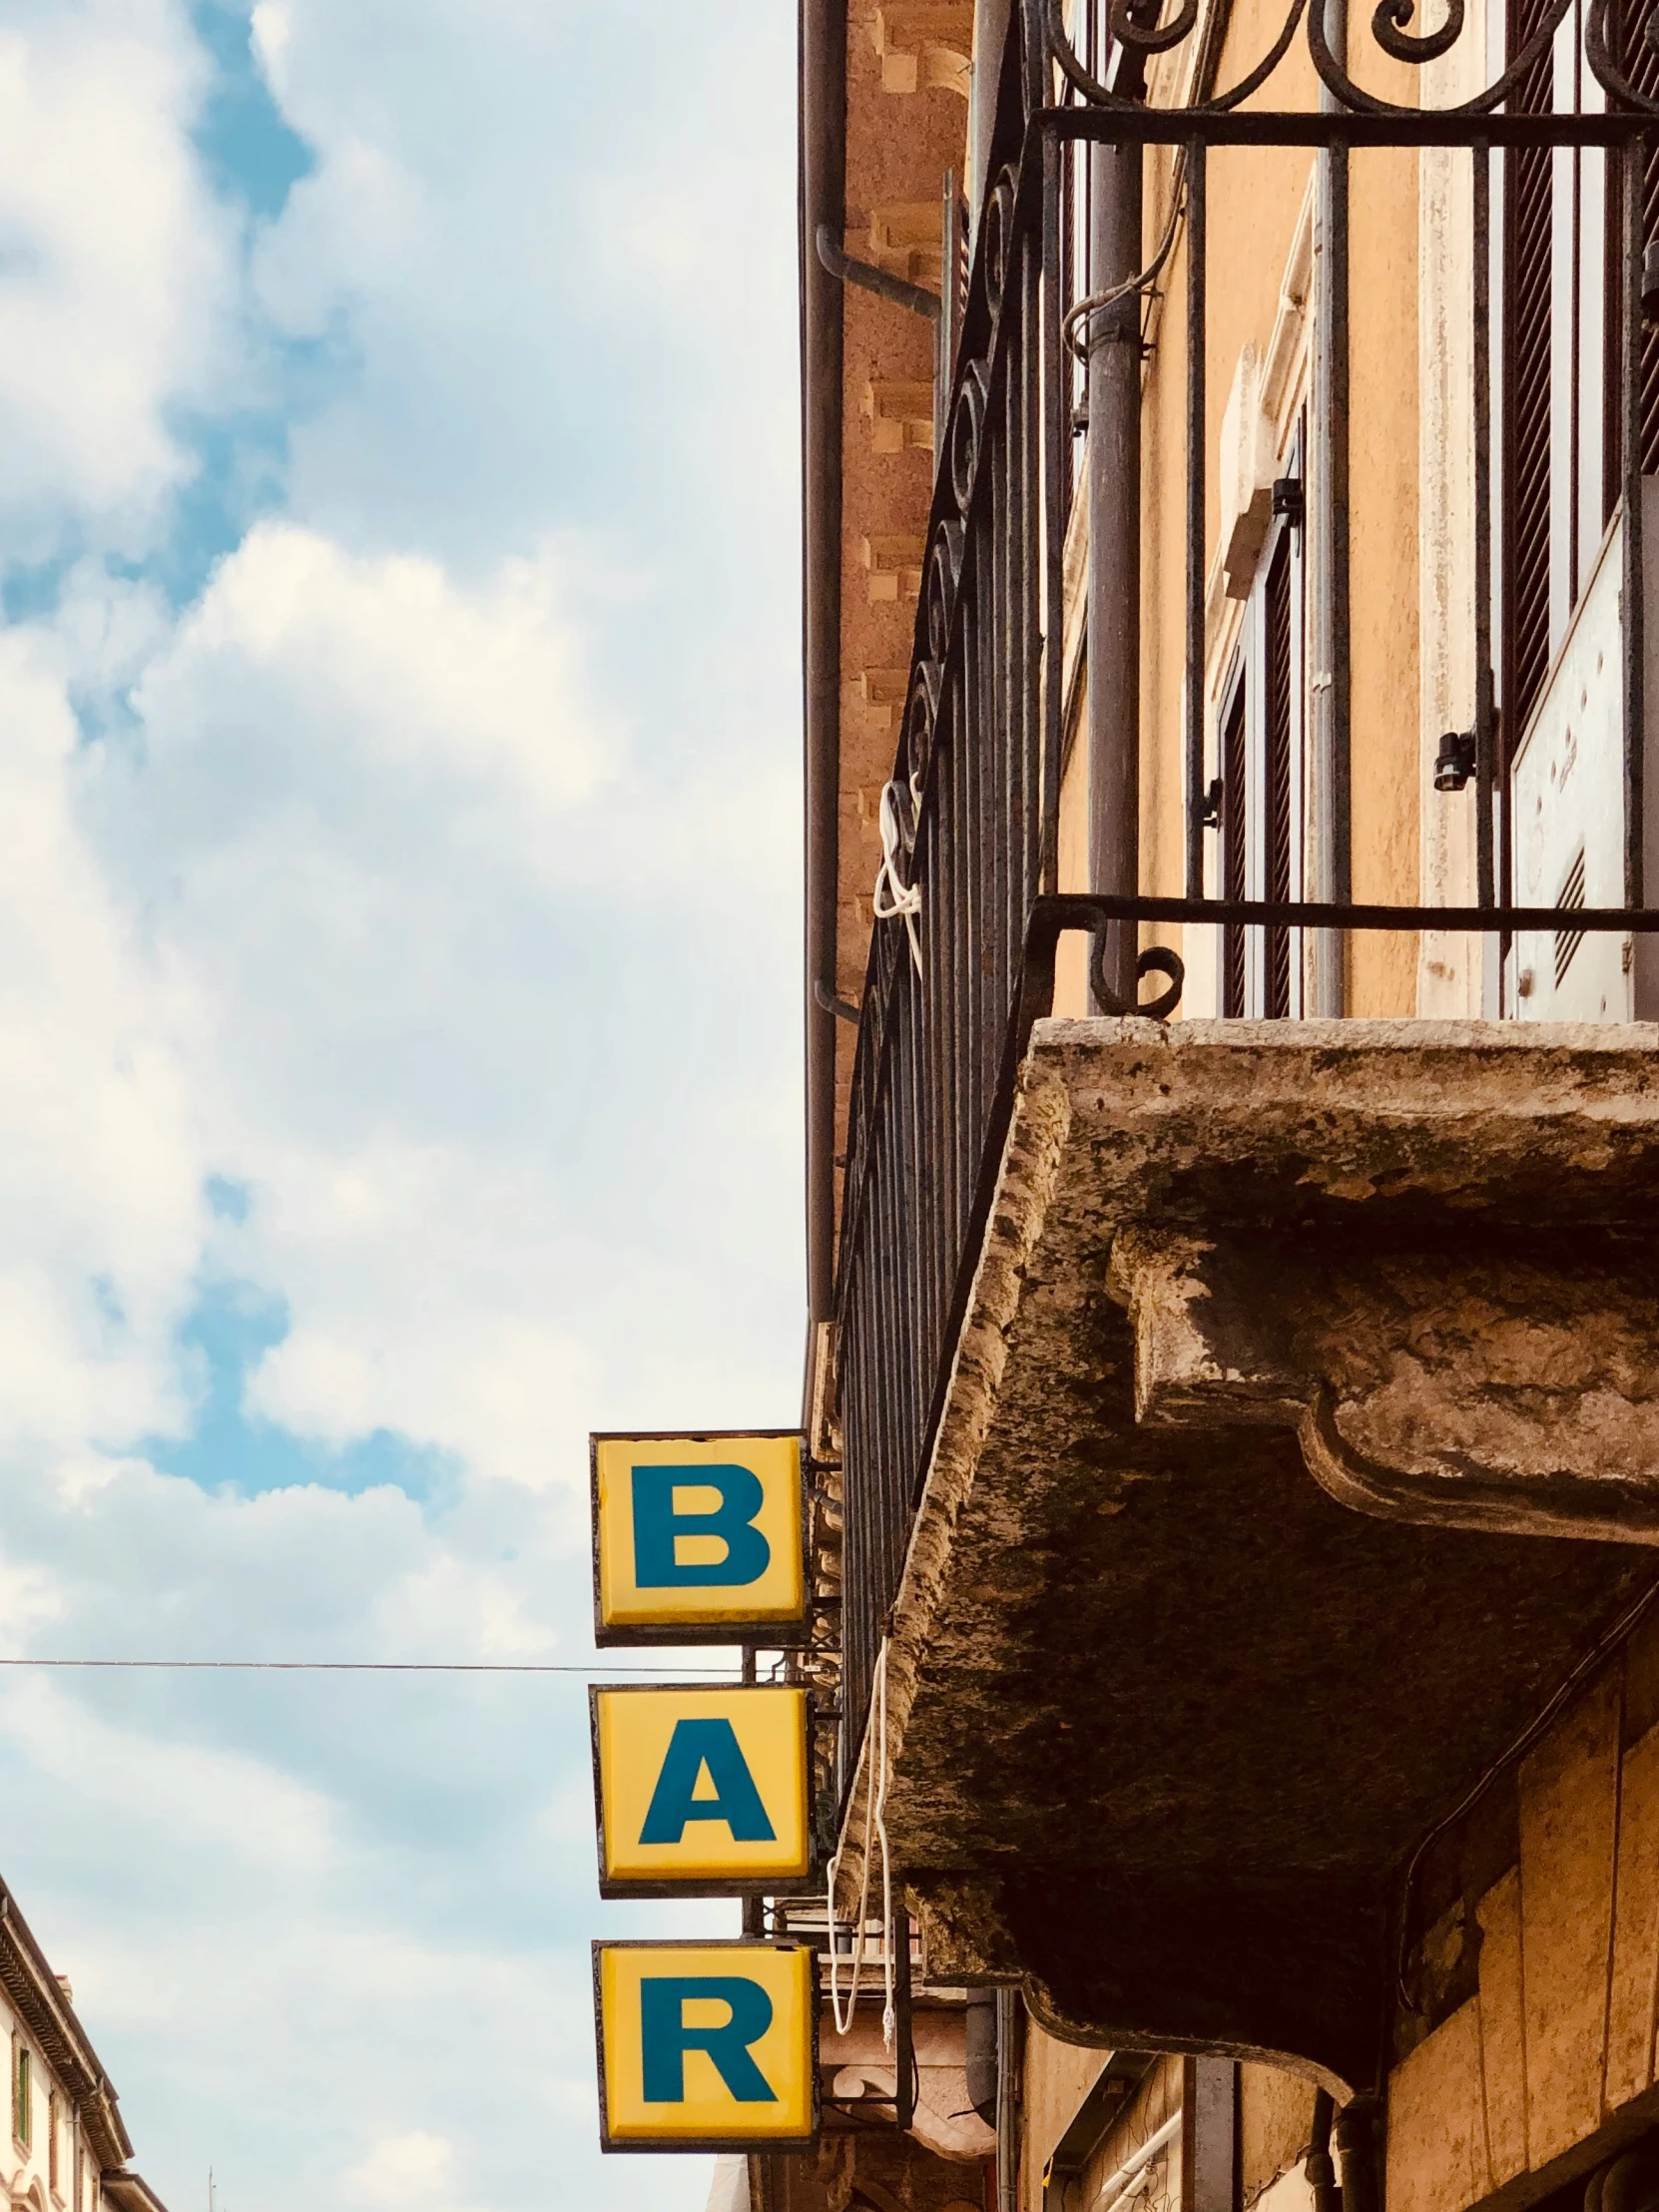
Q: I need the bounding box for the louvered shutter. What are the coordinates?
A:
[1221,686,1248,1016]
[1502,0,1556,746]
[1263,534,1295,1018]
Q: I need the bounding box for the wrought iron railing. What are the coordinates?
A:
[832,0,1659,1782]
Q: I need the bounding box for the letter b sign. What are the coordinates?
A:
[591,1432,805,1645]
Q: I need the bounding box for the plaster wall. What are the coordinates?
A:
[1388,1612,1659,2212]
[1019,2043,1184,2212]
[1018,2022,1103,2206]
[1240,2066,1318,2207]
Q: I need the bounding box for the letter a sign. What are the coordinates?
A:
[590,1431,806,1645]
[591,1685,811,1897]
[594,1940,817,2150]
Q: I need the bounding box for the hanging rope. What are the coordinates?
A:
[872,783,923,976]
[826,1636,897,2046]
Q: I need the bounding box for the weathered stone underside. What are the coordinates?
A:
[838,1020,1659,2098]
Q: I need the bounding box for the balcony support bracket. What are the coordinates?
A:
[1114,1226,1659,1545]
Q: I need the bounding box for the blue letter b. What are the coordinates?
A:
[631,1465,770,1588]
[639,1976,778,2103]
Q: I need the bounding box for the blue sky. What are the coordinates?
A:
[0,2,801,2207]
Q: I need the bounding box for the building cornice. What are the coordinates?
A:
[0,1886,134,2173]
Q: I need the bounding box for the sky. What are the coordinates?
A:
[0,3,802,2208]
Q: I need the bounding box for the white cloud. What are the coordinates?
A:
[132,520,607,829]
[0,0,234,549]
[343,2131,454,2205]
[0,1673,336,1876]
[0,625,202,1459]
[241,0,799,586]
[71,506,798,1492]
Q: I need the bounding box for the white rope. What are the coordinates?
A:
[872,782,923,975]
[826,1637,896,2045]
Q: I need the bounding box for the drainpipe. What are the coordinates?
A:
[994,1987,1022,2212]
[1306,2089,1339,2212]
[1310,0,1350,1014]
[1335,2097,1379,2212]
[965,1989,998,2124]
[801,0,846,1336]
[1088,137,1144,1009]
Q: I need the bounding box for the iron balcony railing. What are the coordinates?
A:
[831,0,1659,1783]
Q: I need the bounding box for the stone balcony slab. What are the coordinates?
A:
[837,1020,1659,2098]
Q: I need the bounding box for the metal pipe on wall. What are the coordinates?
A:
[1335,2098,1379,2212]
[965,1989,998,2124]
[1087,137,1145,1010]
[801,0,846,1338]
[1310,0,1350,1015]
[995,1987,1022,2212]
[1306,2089,1339,2212]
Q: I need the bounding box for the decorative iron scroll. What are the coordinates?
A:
[1046,0,1653,116]
[1586,0,1659,113]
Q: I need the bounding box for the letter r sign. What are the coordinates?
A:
[594,1940,816,2150]
[590,1431,806,1645]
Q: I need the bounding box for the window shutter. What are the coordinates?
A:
[1221,686,1248,1016]
[1501,0,1556,747]
[1263,534,1296,1018]
[1602,0,1659,493]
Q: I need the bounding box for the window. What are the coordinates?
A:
[1262,530,1297,1017]
[1220,678,1248,1015]
[1599,0,1659,489]
[14,2038,31,2148]
[48,2089,59,2192]
[1499,0,1623,774]
[1215,457,1306,1017]
[1500,0,1556,744]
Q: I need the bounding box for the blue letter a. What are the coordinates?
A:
[640,1976,777,2102]
[639,1718,778,1845]
[631,1464,771,1588]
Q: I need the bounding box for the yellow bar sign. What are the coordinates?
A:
[591,1684,811,1898]
[590,1430,806,1645]
[594,1939,817,2151]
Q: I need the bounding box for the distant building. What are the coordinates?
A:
[0,1877,168,2212]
